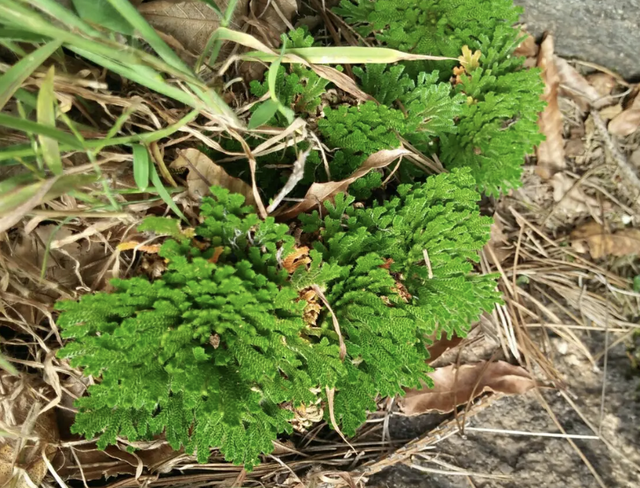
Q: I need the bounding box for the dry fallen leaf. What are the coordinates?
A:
[170,148,257,206]
[117,242,162,253]
[278,148,410,220]
[586,73,617,98]
[513,29,539,58]
[139,0,249,54]
[283,246,311,273]
[535,35,565,179]
[599,104,623,120]
[554,57,609,110]
[570,221,640,259]
[398,361,537,416]
[609,88,640,137]
[551,172,598,214]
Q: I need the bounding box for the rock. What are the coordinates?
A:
[515,0,640,80]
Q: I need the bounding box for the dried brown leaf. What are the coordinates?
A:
[310,65,375,102]
[117,242,162,253]
[598,104,623,120]
[586,73,617,98]
[283,246,311,273]
[570,221,640,259]
[278,148,410,220]
[609,88,640,137]
[513,29,538,58]
[536,35,565,179]
[554,57,609,110]
[170,148,256,206]
[399,361,536,416]
[139,0,248,54]
[551,172,598,214]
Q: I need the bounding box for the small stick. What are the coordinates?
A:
[422,249,434,279]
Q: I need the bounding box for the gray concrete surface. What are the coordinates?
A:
[515,0,640,80]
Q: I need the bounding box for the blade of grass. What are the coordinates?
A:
[0,353,19,376]
[69,47,201,108]
[36,65,63,175]
[243,47,458,64]
[3,1,240,124]
[23,0,104,37]
[0,113,84,148]
[0,174,98,233]
[248,99,279,129]
[0,39,62,111]
[0,28,48,42]
[150,164,186,221]
[132,144,150,191]
[0,108,199,160]
[105,0,240,125]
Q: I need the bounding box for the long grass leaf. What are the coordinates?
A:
[0,113,83,148]
[0,174,98,233]
[23,0,104,37]
[132,144,150,191]
[0,39,61,111]
[0,353,18,376]
[244,47,457,64]
[150,165,187,221]
[248,99,279,129]
[0,109,199,161]
[36,66,63,175]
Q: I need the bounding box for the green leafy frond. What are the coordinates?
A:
[57,171,500,468]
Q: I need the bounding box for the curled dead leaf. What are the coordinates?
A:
[609,88,640,137]
[283,246,311,273]
[536,35,565,179]
[117,242,162,254]
[278,148,410,220]
[570,221,640,259]
[170,148,256,206]
[398,361,537,416]
[555,57,610,111]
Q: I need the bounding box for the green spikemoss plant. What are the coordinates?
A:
[56,169,500,468]
[242,0,545,199]
[335,0,546,196]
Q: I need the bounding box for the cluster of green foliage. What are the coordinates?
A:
[234,0,545,199]
[336,0,546,196]
[56,169,500,468]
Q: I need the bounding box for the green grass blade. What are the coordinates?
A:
[0,353,18,376]
[0,113,83,148]
[150,164,186,221]
[248,99,279,129]
[23,0,104,37]
[105,0,191,74]
[71,0,133,35]
[0,173,98,224]
[0,109,199,161]
[132,144,150,191]
[243,47,457,64]
[36,66,63,175]
[0,39,62,111]
[198,0,224,19]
